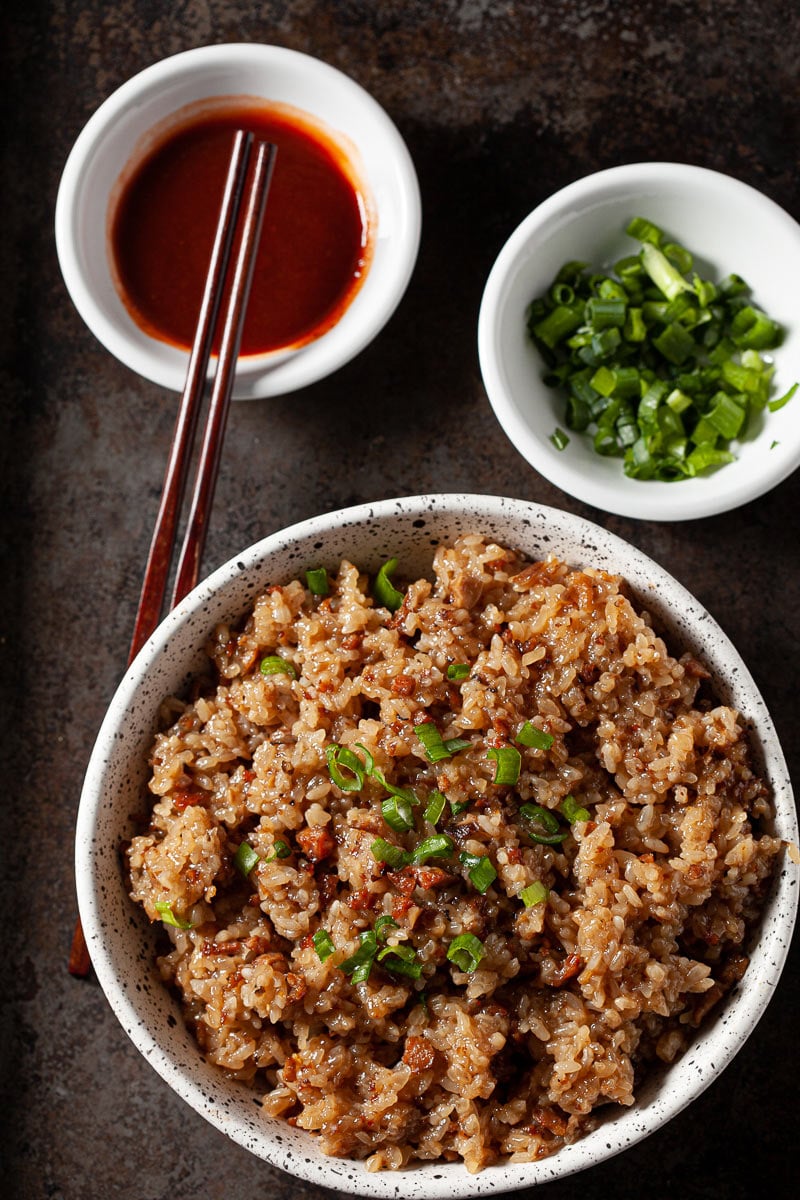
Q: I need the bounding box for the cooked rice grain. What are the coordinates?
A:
[126,535,780,1171]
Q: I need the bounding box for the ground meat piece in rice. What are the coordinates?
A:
[126,534,781,1172]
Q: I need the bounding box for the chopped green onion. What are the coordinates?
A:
[560,795,591,824]
[459,851,497,894]
[326,744,366,792]
[370,838,410,869]
[154,901,193,930]
[312,929,335,961]
[519,881,549,907]
[265,839,292,862]
[515,722,554,750]
[234,841,261,878]
[449,797,472,816]
[381,793,415,833]
[768,381,798,412]
[414,723,470,762]
[373,558,404,612]
[487,746,521,785]
[260,655,297,679]
[446,933,485,974]
[374,914,399,942]
[519,803,567,845]
[446,663,470,680]
[423,790,447,825]
[529,220,789,480]
[376,943,423,979]
[410,834,455,865]
[305,567,329,596]
[339,930,378,983]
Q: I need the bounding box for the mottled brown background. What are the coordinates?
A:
[1,2,798,1198]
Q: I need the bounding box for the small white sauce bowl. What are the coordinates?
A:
[75,493,797,1197]
[55,43,421,399]
[478,163,800,519]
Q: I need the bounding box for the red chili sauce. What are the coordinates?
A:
[110,101,371,355]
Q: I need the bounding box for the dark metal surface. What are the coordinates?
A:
[2,3,798,1198]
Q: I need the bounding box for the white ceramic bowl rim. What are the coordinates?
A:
[478,162,800,520]
[55,42,422,399]
[76,493,797,1197]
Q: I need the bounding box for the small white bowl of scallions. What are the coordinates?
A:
[478,162,800,520]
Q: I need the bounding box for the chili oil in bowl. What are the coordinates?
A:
[75,493,797,1196]
[477,163,800,519]
[55,43,421,398]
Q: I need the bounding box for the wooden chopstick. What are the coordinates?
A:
[69,134,278,978]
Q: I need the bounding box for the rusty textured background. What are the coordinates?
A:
[1,3,798,1198]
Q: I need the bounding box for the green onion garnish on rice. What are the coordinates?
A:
[234,841,260,877]
[410,834,455,865]
[422,790,447,825]
[459,851,497,894]
[377,944,423,979]
[446,663,471,680]
[305,567,329,596]
[326,744,367,792]
[373,557,405,612]
[515,722,554,750]
[154,901,194,930]
[312,929,335,961]
[381,793,415,832]
[415,723,471,763]
[339,930,378,983]
[260,655,297,679]
[519,803,567,845]
[265,839,291,861]
[446,933,485,974]
[519,881,549,907]
[374,915,399,941]
[370,838,410,869]
[487,745,521,785]
[560,794,591,824]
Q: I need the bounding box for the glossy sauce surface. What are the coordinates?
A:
[110,101,370,355]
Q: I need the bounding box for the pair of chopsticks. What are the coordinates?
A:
[69,132,278,977]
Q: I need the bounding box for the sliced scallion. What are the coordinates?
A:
[376,943,423,979]
[381,793,415,833]
[265,839,292,862]
[233,841,260,878]
[560,794,591,824]
[527,218,794,479]
[260,655,297,679]
[373,558,404,612]
[519,881,549,907]
[410,834,454,865]
[446,933,485,974]
[422,790,447,825]
[374,914,399,942]
[312,929,335,961]
[339,930,378,983]
[415,723,471,763]
[459,851,497,894]
[515,722,554,751]
[446,663,470,680]
[487,745,521,785]
[305,567,329,596]
[370,838,410,869]
[154,901,193,930]
[519,803,567,845]
[326,744,366,792]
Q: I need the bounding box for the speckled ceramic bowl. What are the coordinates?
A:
[76,494,797,1196]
